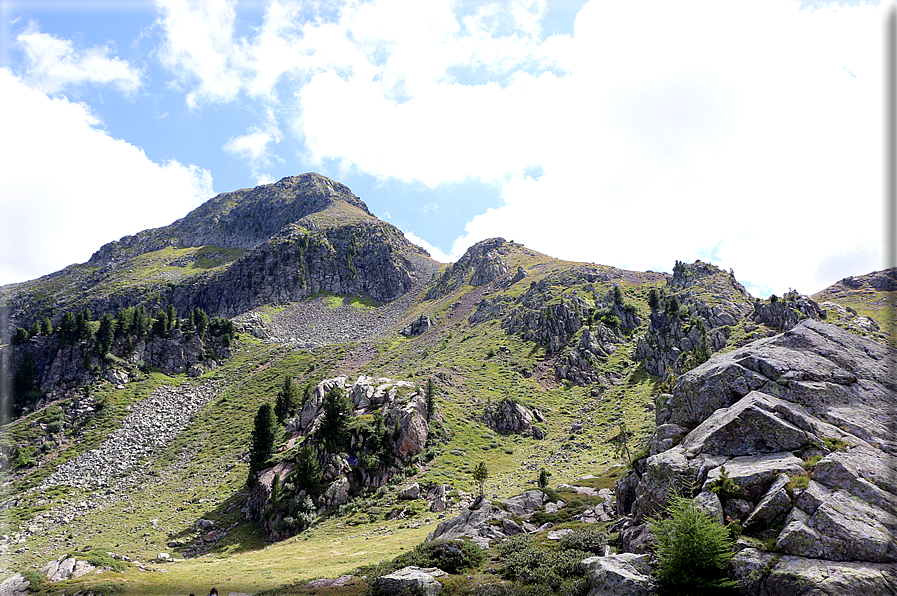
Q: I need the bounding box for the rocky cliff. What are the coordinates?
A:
[615,319,897,595]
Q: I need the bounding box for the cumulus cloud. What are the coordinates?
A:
[402,231,452,263]
[0,68,213,285]
[152,0,886,294]
[223,110,283,184]
[16,21,142,94]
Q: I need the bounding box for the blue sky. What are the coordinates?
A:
[0,0,890,298]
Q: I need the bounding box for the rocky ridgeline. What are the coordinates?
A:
[8,327,230,404]
[2,173,432,339]
[248,375,443,541]
[636,262,756,376]
[256,255,438,347]
[424,238,512,300]
[615,319,897,595]
[42,380,221,489]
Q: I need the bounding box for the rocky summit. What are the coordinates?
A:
[0,174,894,596]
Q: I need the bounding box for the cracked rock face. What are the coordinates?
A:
[618,320,897,595]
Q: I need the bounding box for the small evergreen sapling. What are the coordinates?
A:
[472,462,489,498]
[647,490,738,595]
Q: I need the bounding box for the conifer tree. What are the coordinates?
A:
[166,304,177,332]
[41,316,53,336]
[274,375,299,424]
[472,462,488,498]
[97,313,116,355]
[59,312,77,343]
[317,388,351,451]
[249,403,279,479]
[76,309,93,341]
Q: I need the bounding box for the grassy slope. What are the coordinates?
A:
[6,248,891,595]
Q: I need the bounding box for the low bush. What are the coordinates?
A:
[558,528,607,555]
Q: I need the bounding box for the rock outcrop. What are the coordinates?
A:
[616,319,897,595]
[482,399,545,439]
[249,375,443,541]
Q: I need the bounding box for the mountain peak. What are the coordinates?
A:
[87,173,372,267]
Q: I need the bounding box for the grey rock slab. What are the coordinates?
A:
[808,489,897,562]
[378,566,442,595]
[581,553,654,596]
[501,490,547,516]
[743,473,792,531]
[0,573,30,596]
[702,452,804,502]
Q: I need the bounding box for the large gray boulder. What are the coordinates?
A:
[0,574,29,596]
[581,553,655,596]
[730,548,897,596]
[426,498,508,543]
[378,566,443,595]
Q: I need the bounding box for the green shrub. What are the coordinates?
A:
[647,493,738,595]
[707,466,741,501]
[90,583,127,595]
[394,539,487,574]
[558,528,608,555]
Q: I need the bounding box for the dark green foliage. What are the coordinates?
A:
[316,387,352,451]
[11,445,37,468]
[538,467,550,489]
[193,307,210,336]
[209,316,236,345]
[41,316,53,336]
[76,309,93,341]
[249,403,279,478]
[59,311,77,343]
[472,461,488,497]
[673,260,686,276]
[498,534,590,590]
[97,313,116,355]
[291,443,323,497]
[392,539,487,574]
[769,294,779,304]
[558,528,607,554]
[11,327,29,345]
[166,304,177,330]
[274,375,299,424]
[28,321,40,338]
[647,492,738,595]
[707,466,741,502]
[665,296,680,317]
[152,311,169,337]
[363,539,487,595]
[647,289,660,311]
[132,306,149,337]
[613,284,624,304]
[594,307,619,329]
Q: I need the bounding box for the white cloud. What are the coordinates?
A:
[402,231,452,263]
[223,110,283,184]
[16,21,142,94]
[151,0,887,294]
[0,68,213,285]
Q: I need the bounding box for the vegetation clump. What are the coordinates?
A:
[647,491,738,595]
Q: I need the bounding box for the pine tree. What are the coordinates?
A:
[76,309,93,341]
[274,375,299,424]
[97,313,116,355]
[59,312,77,344]
[317,388,351,451]
[166,304,177,332]
[193,307,210,336]
[648,289,660,311]
[613,284,624,305]
[28,322,40,338]
[249,403,279,479]
[293,443,323,497]
[472,462,489,498]
[41,316,53,336]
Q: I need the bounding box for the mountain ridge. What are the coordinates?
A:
[0,174,893,596]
